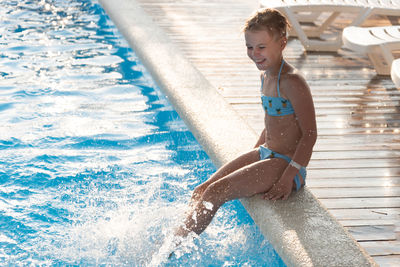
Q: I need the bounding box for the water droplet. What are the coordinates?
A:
[202,201,213,211]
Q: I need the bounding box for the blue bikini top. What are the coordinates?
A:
[261,60,295,116]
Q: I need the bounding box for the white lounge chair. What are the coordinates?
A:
[392,59,400,88]
[260,0,400,52]
[342,25,400,75]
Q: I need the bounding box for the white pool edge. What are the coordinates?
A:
[98,0,378,266]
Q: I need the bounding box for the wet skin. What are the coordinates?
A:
[174,29,317,239]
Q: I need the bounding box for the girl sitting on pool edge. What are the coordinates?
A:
[174,8,317,240]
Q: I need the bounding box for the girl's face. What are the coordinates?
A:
[245,29,286,71]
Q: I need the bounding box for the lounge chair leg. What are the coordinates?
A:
[302,12,340,38]
[317,12,340,35]
[368,53,391,75]
[350,8,372,26]
[366,45,395,75]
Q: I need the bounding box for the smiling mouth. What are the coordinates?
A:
[255,59,265,64]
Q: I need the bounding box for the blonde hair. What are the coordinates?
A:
[243,8,290,39]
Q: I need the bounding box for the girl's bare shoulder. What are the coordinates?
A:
[281,67,310,96]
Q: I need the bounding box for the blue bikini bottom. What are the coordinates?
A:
[259,146,306,191]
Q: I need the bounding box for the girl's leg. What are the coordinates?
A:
[191,148,261,203]
[176,156,287,237]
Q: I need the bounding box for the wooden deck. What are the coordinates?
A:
[135,0,400,265]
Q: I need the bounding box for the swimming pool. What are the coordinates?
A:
[0,0,286,265]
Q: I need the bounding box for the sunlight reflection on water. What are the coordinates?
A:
[0,0,285,266]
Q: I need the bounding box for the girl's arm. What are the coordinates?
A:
[254,128,266,148]
[285,74,317,167]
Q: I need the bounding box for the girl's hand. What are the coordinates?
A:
[263,177,293,201]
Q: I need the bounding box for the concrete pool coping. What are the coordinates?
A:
[99,0,378,266]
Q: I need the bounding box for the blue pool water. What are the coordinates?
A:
[0,0,286,265]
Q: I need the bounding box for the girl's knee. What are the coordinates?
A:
[200,182,227,207]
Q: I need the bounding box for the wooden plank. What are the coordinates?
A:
[311,150,400,160]
[320,197,400,209]
[346,225,397,241]
[360,241,400,256]
[307,178,400,188]
[339,220,396,227]
[308,169,400,178]
[311,187,400,198]
[308,159,400,169]
[313,143,400,151]
[373,255,400,267]
[329,208,400,220]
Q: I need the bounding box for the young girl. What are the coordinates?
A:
[175,8,317,239]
